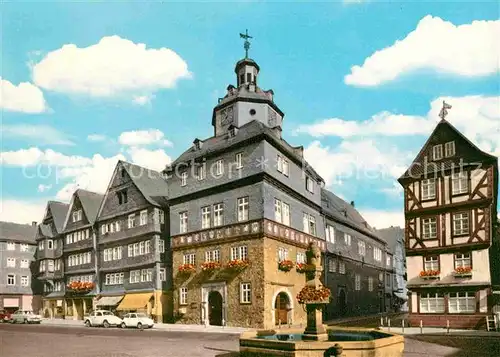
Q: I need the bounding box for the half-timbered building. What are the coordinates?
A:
[398,117,499,328]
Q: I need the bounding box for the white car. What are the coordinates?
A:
[10,310,42,324]
[84,310,122,328]
[120,313,154,329]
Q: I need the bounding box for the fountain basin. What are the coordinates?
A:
[238,326,404,357]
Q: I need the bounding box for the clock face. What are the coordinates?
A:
[221,106,234,127]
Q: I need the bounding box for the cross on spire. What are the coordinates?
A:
[439,100,452,120]
[239,29,253,58]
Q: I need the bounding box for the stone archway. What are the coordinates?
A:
[272,289,293,326]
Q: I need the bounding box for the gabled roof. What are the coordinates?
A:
[374,226,404,253]
[320,188,385,244]
[45,201,70,234]
[169,120,324,183]
[121,161,169,207]
[399,119,497,181]
[62,189,104,231]
[0,221,37,243]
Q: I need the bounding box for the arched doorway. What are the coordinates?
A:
[208,291,223,326]
[337,288,347,316]
[274,292,291,325]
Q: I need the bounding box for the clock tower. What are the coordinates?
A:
[212,31,284,137]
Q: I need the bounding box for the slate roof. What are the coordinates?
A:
[76,189,103,224]
[0,221,37,243]
[121,161,169,207]
[170,120,324,182]
[320,188,385,244]
[375,226,404,253]
[46,201,70,234]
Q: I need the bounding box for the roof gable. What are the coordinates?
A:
[62,189,103,231]
[43,201,69,234]
[399,119,497,181]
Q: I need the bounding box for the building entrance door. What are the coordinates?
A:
[208,291,223,326]
[274,292,290,325]
[337,289,347,316]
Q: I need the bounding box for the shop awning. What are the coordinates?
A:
[95,296,124,307]
[116,293,152,311]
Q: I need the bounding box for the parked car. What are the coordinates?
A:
[120,313,154,329]
[10,310,42,324]
[0,310,12,323]
[84,310,122,328]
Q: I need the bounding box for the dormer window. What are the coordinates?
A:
[228,126,238,137]
[193,139,203,150]
[432,144,443,160]
[445,141,455,157]
[72,210,82,222]
[181,172,187,186]
[215,159,224,176]
[117,190,128,205]
[235,153,243,169]
[196,165,205,181]
[306,176,314,193]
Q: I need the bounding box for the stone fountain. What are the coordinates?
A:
[233,242,405,357]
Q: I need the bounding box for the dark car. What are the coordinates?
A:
[0,310,12,323]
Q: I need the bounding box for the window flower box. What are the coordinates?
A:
[226,259,249,271]
[454,266,472,278]
[201,261,221,272]
[278,260,294,272]
[419,270,440,280]
[178,264,196,274]
[296,285,331,307]
[66,281,95,293]
[296,263,315,274]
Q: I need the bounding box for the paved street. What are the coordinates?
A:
[1,323,499,357]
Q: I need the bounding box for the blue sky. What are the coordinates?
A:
[1,0,499,226]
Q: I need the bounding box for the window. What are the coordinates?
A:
[183,253,196,265]
[274,199,282,223]
[420,293,445,313]
[205,249,220,262]
[129,270,141,284]
[344,233,351,246]
[7,274,15,286]
[386,256,391,267]
[215,159,224,176]
[278,247,288,262]
[20,244,29,252]
[422,217,437,239]
[421,179,436,200]
[39,261,46,272]
[235,153,243,169]
[158,239,165,253]
[47,240,53,250]
[445,141,455,157]
[231,246,248,261]
[196,165,205,180]
[128,214,136,229]
[455,253,472,268]
[159,268,166,282]
[368,277,374,291]
[145,240,151,254]
[180,287,188,305]
[7,242,16,251]
[379,272,384,281]
[48,260,54,272]
[181,172,187,186]
[237,197,249,222]
[303,213,316,235]
[127,245,133,257]
[21,276,29,287]
[72,209,82,222]
[140,269,152,282]
[306,176,314,193]
[240,283,251,303]
[179,212,188,233]
[159,210,165,224]
[424,256,439,271]
[358,241,366,256]
[355,274,361,291]
[432,144,443,160]
[117,190,128,205]
[373,247,382,262]
[20,259,29,268]
[277,155,289,176]
[140,210,148,226]
[339,262,346,274]
[282,202,290,226]
[452,172,468,195]
[328,258,336,273]
[213,203,224,227]
[448,292,475,313]
[105,273,124,285]
[453,213,469,235]
[297,252,306,264]
[7,258,16,268]
[325,225,335,243]
[201,207,211,229]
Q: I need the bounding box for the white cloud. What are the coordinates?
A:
[37,184,52,192]
[0,147,92,167]
[345,16,500,86]
[118,129,173,147]
[32,35,192,101]
[2,124,74,146]
[87,134,108,142]
[0,199,46,224]
[132,94,155,106]
[380,182,404,199]
[358,209,405,230]
[127,147,172,172]
[0,78,47,113]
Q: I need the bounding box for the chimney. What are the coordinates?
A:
[350,201,355,207]
[32,221,37,227]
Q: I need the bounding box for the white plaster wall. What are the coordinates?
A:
[411,292,418,313]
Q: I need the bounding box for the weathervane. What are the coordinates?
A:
[239,29,252,58]
[439,100,452,120]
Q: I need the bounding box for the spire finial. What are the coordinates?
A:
[439,100,452,120]
[239,29,252,58]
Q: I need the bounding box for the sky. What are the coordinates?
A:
[1,0,499,228]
